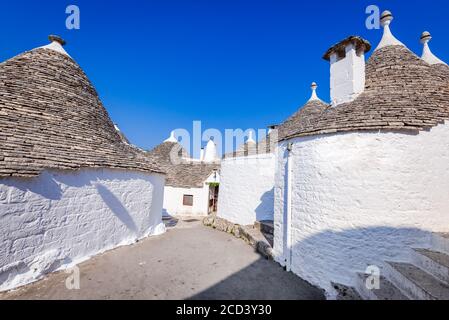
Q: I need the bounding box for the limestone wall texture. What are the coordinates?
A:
[274,123,449,296]
[218,154,275,226]
[0,168,165,291]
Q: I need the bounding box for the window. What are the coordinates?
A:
[183,195,193,206]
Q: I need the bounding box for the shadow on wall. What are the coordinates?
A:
[1,171,64,200]
[284,226,433,294]
[95,184,138,235]
[255,188,275,222]
[1,169,152,201]
[1,169,143,235]
[188,256,325,300]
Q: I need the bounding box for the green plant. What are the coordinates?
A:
[208,182,220,187]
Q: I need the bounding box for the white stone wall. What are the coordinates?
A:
[163,186,209,217]
[0,168,166,291]
[218,154,275,226]
[274,123,449,296]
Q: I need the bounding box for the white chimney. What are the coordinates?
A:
[323,36,371,106]
[267,125,278,135]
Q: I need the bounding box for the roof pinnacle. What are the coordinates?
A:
[375,10,405,51]
[420,31,447,65]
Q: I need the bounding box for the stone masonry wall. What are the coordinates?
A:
[274,123,449,296]
[0,168,165,291]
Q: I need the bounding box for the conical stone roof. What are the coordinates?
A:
[277,99,328,141]
[147,141,189,168]
[147,140,219,188]
[0,40,163,177]
[281,45,449,141]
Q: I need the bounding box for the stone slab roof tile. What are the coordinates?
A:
[280,45,449,141]
[147,142,219,188]
[0,48,164,177]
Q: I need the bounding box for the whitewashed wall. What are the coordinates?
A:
[218,154,275,226]
[274,123,449,296]
[163,172,219,217]
[0,168,166,291]
[163,186,209,216]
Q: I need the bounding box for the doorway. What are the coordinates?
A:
[208,185,219,215]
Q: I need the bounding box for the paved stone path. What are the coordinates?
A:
[0,218,324,300]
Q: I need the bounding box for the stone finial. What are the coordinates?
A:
[48,35,66,46]
[203,138,219,162]
[39,34,70,57]
[380,10,393,27]
[420,31,432,44]
[375,10,405,51]
[420,31,447,66]
[247,131,256,144]
[308,82,320,102]
[165,131,178,143]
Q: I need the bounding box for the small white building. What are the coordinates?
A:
[0,36,166,291]
[217,132,276,226]
[148,133,220,217]
[273,11,449,297]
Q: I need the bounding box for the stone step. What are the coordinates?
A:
[239,226,273,260]
[355,273,408,300]
[263,233,274,247]
[385,261,449,300]
[331,282,362,300]
[412,248,449,285]
[431,233,449,256]
[254,220,274,236]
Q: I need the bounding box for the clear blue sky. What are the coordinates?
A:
[1,0,448,154]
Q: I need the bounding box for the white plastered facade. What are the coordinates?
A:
[163,172,220,217]
[217,154,276,226]
[0,168,165,291]
[273,123,449,296]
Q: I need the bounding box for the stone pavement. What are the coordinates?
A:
[0,217,324,300]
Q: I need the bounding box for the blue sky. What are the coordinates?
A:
[1,0,448,155]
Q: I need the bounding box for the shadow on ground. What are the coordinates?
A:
[189,257,325,300]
